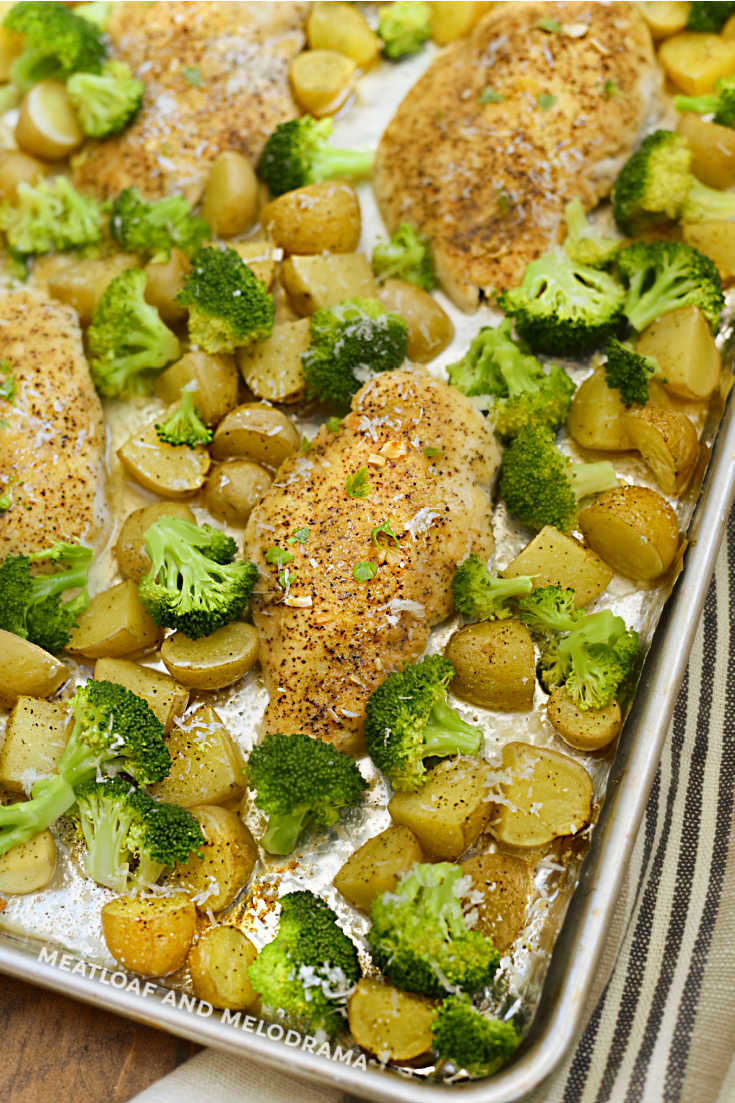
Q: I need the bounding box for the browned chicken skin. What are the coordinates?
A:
[245,371,500,755]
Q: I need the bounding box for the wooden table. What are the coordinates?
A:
[1,974,199,1103]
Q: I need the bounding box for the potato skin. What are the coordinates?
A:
[115,502,196,581]
[567,368,634,452]
[66,580,161,659]
[93,657,189,734]
[547,686,622,752]
[144,249,190,324]
[236,319,309,405]
[203,461,272,526]
[202,151,259,237]
[173,805,258,912]
[378,279,454,363]
[0,830,56,895]
[0,697,70,793]
[281,253,377,315]
[503,526,612,608]
[490,742,593,849]
[211,403,300,469]
[188,926,258,1009]
[461,851,533,953]
[635,304,721,400]
[621,405,698,497]
[578,485,680,581]
[333,825,423,912]
[0,632,69,708]
[156,350,239,427]
[101,893,196,976]
[261,181,361,255]
[151,705,245,808]
[446,619,535,711]
[118,415,211,498]
[160,622,259,691]
[388,757,496,860]
[348,978,436,1063]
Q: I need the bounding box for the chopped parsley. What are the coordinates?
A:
[353,561,378,583]
[423,446,442,459]
[0,360,15,403]
[0,490,11,511]
[537,92,557,111]
[299,435,312,454]
[279,566,297,588]
[265,546,294,568]
[602,79,621,99]
[371,520,399,548]
[478,86,504,104]
[326,416,342,432]
[345,466,372,499]
[287,527,310,546]
[182,66,202,86]
[537,17,561,32]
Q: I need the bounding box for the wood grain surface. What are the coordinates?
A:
[1,974,199,1103]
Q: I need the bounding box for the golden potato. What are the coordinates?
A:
[307,2,380,67]
[229,241,281,291]
[204,461,272,526]
[446,620,535,712]
[348,979,436,1063]
[16,80,83,159]
[261,181,361,255]
[202,151,258,237]
[93,658,188,733]
[333,825,423,912]
[502,526,612,608]
[101,893,196,977]
[115,502,196,581]
[677,112,735,189]
[0,150,45,203]
[621,405,699,496]
[636,305,721,400]
[0,25,22,83]
[118,414,211,498]
[489,742,593,848]
[461,851,533,953]
[0,632,69,708]
[0,697,70,794]
[236,319,309,405]
[659,33,735,95]
[66,580,161,659]
[46,253,140,325]
[281,253,378,315]
[0,830,56,895]
[144,249,190,324]
[173,804,258,912]
[567,368,634,452]
[289,49,356,117]
[211,403,300,469]
[188,926,258,1009]
[635,2,690,39]
[430,2,494,44]
[151,705,246,808]
[683,220,735,282]
[578,485,681,581]
[389,757,496,860]
[378,279,454,363]
[160,622,259,691]
[547,686,622,752]
[155,349,238,427]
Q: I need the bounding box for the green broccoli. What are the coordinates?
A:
[248,890,361,1036]
[452,555,534,621]
[74,777,205,893]
[519,584,639,709]
[616,241,723,334]
[378,1,431,60]
[432,996,521,1077]
[67,60,144,138]
[87,268,181,397]
[674,75,735,128]
[109,187,210,260]
[0,541,92,653]
[563,199,621,268]
[498,424,618,532]
[301,298,408,410]
[75,2,113,29]
[138,516,258,639]
[498,254,626,357]
[176,246,274,354]
[246,733,367,855]
[3,1,106,90]
[446,319,575,437]
[368,862,500,998]
[257,116,374,198]
[603,337,658,407]
[155,389,212,449]
[687,3,735,31]
[0,176,103,255]
[371,222,435,289]
[364,654,483,792]
[0,679,170,856]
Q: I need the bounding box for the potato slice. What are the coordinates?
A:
[188,926,258,1009]
[388,757,496,860]
[16,80,83,159]
[173,805,258,912]
[237,319,309,405]
[547,687,622,752]
[289,50,357,117]
[151,705,246,807]
[0,698,70,795]
[155,350,238,428]
[567,367,634,452]
[261,182,361,256]
[204,461,273,526]
[118,414,211,498]
[0,150,45,203]
[211,403,300,469]
[144,249,190,325]
[115,502,196,581]
[677,112,735,190]
[489,742,593,848]
[621,406,699,496]
[430,2,494,45]
[0,830,56,895]
[66,580,161,659]
[683,220,735,282]
[160,622,259,691]
[47,253,140,326]
[503,526,612,608]
[635,2,690,39]
[635,305,721,400]
[659,33,735,95]
[307,2,381,67]
[281,253,377,315]
[229,241,280,291]
[348,979,436,1063]
[333,825,423,912]
[93,658,188,733]
[578,485,680,581]
[461,852,533,953]
[102,893,196,977]
[202,151,258,238]
[446,620,535,712]
[0,632,69,708]
[378,279,454,363]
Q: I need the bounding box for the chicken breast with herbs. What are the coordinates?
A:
[0,291,106,557]
[374,1,664,310]
[72,1,309,201]
[245,370,500,755]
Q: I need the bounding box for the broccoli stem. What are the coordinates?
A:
[262,809,309,855]
[82,809,132,892]
[423,700,483,758]
[56,726,103,790]
[681,178,735,222]
[310,148,374,183]
[674,94,719,115]
[568,461,618,501]
[30,563,90,604]
[0,774,76,855]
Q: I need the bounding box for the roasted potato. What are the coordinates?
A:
[683,220,735,282]
[173,804,258,912]
[261,181,361,255]
[567,367,634,452]
[0,24,22,84]
[677,112,735,190]
[333,825,423,912]
[0,150,45,203]
[281,253,377,315]
[115,502,196,581]
[348,979,436,1063]
[0,634,69,708]
[446,620,535,711]
[144,249,190,324]
[156,350,239,427]
[0,697,70,794]
[621,405,699,496]
[0,831,56,895]
[489,742,594,848]
[659,33,735,95]
[306,1,380,67]
[289,49,356,116]
[118,414,211,498]
[202,151,259,237]
[188,926,258,1009]
[16,80,83,159]
[46,253,139,325]
[160,622,259,691]
[92,658,188,733]
[378,279,454,363]
[236,319,309,405]
[635,2,690,39]
[430,2,495,45]
[151,705,246,808]
[578,485,680,581]
[547,686,622,752]
[211,403,300,469]
[502,526,612,607]
[229,241,281,291]
[203,460,272,526]
[635,305,721,400]
[66,580,160,659]
[461,851,533,953]
[101,893,196,976]
[388,757,496,860]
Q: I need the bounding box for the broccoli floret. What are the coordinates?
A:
[687,3,735,31]
[498,424,618,532]
[75,2,113,29]
[603,337,658,407]
[563,199,621,268]
[0,176,103,255]
[498,254,625,357]
[452,556,534,621]
[138,515,258,639]
[87,268,180,397]
[432,996,521,1077]
[371,222,435,290]
[257,116,374,198]
[368,863,500,998]
[0,541,92,652]
[301,298,408,411]
[246,733,367,855]
[674,75,735,128]
[155,389,212,449]
[75,777,204,892]
[519,585,639,709]
[248,890,361,1036]
[67,60,144,138]
[378,1,431,60]
[0,679,170,856]
[4,1,106,90]
[616,241,723,334]
[176,246,274,354]
[364,655,482,792]
[109,187,210,260]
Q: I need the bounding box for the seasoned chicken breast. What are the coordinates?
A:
[374,1,664,310]
[245,371,500,755]
[0,292,106,557]
[72,1,308,201]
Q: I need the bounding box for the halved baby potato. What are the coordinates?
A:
[578,485,680,581]
[306,1,381,67]
[173,804,258,912]
[281,253,377,315]
[677,112,735,190]
[289,49,357,117]
[333,825,423,912]
[0,632,69,708]
[502,526,612,608]
[188,926,258,1009]
[47,253,140,325]
[547,686,622,752]
[682,220,735,282]
[66,580,161,659]
[144,249,190,325]
[151,705,245,808]
[636,2,690,39]
[160,622,259,691]
[446,619,536,712]
[101,893,196,977]
[388,757,496,860]
[621,405,699,496]
[0,830,56,895]
[659,33,735,96]
[236,319,309,405]
[0,150,46,203]
[16,80,83,159]
[115,502,196,582]
[155,350,239,428]
[635,305,721,400]
[204,461,273,526]
[261,181,361,255]
[0,697,70,793]
[378,279,454,363]
[348,979,436,1063]
[118,412,211,498]
[202,151,259,238]
[461,851,533,953]
[567,367,634,452]
[93,658,189,733]
[211,403,300,469]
